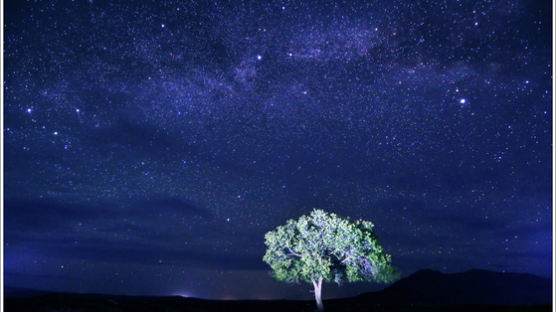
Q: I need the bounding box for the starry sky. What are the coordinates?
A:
[3,0,552,300]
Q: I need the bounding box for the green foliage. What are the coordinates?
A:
[263,209,399,285]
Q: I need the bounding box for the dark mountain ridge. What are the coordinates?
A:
[356,268,552,305]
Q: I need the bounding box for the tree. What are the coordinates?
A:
[263,209,399,311]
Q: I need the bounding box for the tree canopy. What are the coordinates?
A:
[263,209,398,309]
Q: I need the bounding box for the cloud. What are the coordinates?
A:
[83,116,183,156]
[4,198,110,231]
[4,195,212,244]
[4,196,258,271]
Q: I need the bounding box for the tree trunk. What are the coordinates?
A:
[312,277,324,311]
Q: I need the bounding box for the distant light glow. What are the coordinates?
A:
[172,291,194,298]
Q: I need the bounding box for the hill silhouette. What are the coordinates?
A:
[356,269,551,305]
[5,269,552,311]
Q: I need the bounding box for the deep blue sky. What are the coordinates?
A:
[4,0,552,300]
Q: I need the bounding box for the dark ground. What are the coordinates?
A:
[5,294,552,312]
[5,269,552,311]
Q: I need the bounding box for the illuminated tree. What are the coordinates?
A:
[263,209,399,311]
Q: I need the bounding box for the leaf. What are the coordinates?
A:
[262,209,398,285]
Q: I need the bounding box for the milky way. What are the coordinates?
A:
[4,0,552,299]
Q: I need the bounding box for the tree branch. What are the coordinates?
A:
[286,246,302,257]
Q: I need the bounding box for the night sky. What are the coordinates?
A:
[4,0,552,300]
